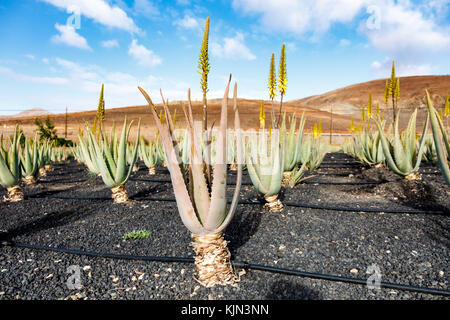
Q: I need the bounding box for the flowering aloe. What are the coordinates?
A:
[138,77,243,287]
[0,127,23,201]
[374,109,429,179]
[86,118,140,203]
[425,90,450,186]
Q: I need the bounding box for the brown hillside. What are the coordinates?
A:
[0,75,448,142]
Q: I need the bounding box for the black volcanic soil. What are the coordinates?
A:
[0,153,448,300]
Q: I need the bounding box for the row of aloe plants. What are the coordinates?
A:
[0,129,72,202]
[342,91,449,185]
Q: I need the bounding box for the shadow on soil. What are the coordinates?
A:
[0,208,93,241]
[265,280,322,299]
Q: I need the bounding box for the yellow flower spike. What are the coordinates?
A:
[278,44,287,96]
[395,78,400,101]
[361,105,366,122]
[318,120,322,137]
[268,53,277,99]
[313,122,318,139]
[376,103,380,117]
[439,108,444,120]
[444,94,449,118]
[198,17,210,95]
[367,92,373,119]
[259,100,266,129]
[389,60,397,97]
[349,119,356,133]
[384,79,389,105]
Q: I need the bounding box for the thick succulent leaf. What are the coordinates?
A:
[215,82,243,233]
[121,120,141,185]
[114,118,129,183]
[185,92,211,224]
[426,90,450,186]
[205,77,231,230]
[138,86,204,235]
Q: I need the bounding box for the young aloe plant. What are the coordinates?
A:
[38,141,51,177]
[281,112,305,185]
[422,135,437,164]
[425,90,450,186]
[139,138,159,175]
[86,118,140,203]
[138,77,243,287]
[300,135,327,171]
[21,136,39,184]
[352,129,385,167]
[246,127,284,212]
[374,109,429,179]
[0,127,23,202]
[77,130,100,176]
[127,142,140,173]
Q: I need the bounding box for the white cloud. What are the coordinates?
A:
[371,59,434,77]
[42,0,140,33]
[42,58,50,64]
[52,24,92,50]
[232,0,367,37]
[101,39,119,48]
[212,32,256,60]
[133,0,160,18]
[56,58,99,80]
[174,14,201,30]
[25,54,35,60]
[0,66,69,85]
[128,39,162,67]
[362,1,450,56]
[339,39,351,47]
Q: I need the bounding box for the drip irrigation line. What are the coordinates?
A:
[129,178,384,186]
[25,194,447,215]
[2,240,449,297]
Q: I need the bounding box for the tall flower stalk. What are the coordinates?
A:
[268,53,277,127]
[276,44,287,128]
[138,76,243,287]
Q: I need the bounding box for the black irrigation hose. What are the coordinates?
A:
[26,194,447,215]
[129,178,384,186]
[2,240,449,297]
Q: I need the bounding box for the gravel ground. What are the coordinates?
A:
[0,153,448,300]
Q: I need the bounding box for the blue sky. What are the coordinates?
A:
[0,0,449,115]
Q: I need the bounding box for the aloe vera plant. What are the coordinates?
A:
[374,109,429,179]
[246,128,284,212]
[21,136,39,184]
[139,138,159,175]
[280,112,305,184]
[425,90,450,186]
[352,129,385,167]
[138,77,243,287]
[0,127,23,201]
[86,118,140,203]
[299,135,327,171]
[77,130,100,176]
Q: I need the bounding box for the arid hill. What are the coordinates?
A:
[1,75,448,142]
